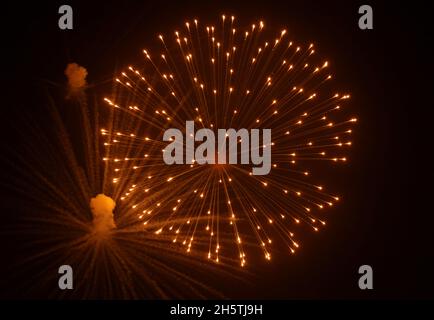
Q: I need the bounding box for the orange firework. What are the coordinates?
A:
[102,15,357,267]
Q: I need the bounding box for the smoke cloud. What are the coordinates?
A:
[65,63,87,94]
[90,194,116,235]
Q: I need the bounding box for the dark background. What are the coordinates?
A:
[1,0,433,299]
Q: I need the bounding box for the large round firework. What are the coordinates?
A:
[102,15,357,267]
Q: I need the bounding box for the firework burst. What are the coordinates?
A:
[102,15,357,267]
[2,87,243,299]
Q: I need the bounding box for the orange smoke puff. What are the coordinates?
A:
[65,62,88,94]
[90,194,116,235]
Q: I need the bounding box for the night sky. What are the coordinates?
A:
[1,0,433,299]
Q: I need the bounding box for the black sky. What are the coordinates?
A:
[1,0,434,299]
